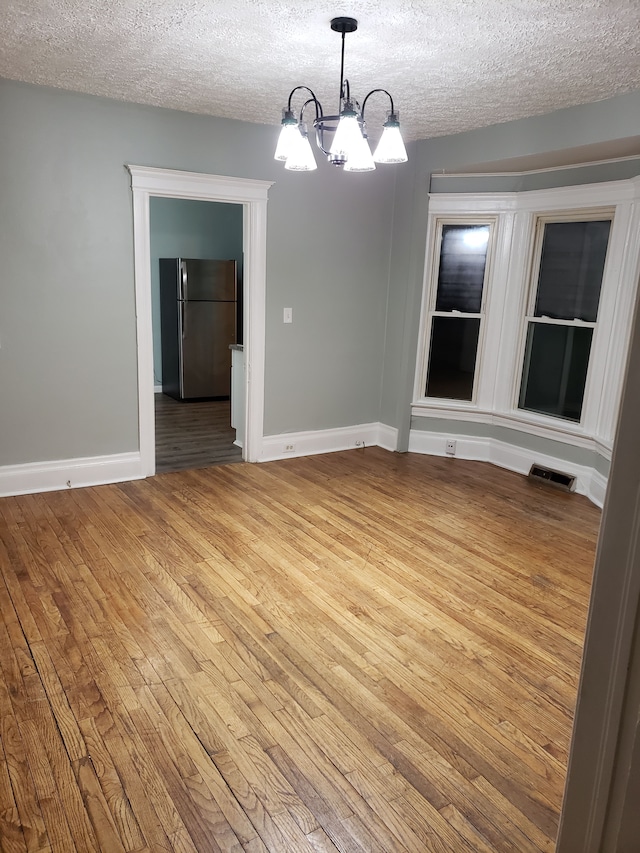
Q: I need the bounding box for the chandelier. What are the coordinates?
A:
[274,17,408,172]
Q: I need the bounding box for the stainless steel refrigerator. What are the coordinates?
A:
[159,258,237,401]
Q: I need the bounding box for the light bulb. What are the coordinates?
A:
[344,132,376,172]
[274,109,299,161]
[373,112,408,164]
[275,123,300,162]
[330,107,364,162]
[284,125,317,171]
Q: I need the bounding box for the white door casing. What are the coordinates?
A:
[127,166,272,473]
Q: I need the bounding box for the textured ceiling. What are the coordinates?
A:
[1,0,639,142]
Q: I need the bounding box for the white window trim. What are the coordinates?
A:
[413,177,640,453]
[514,208,614,430]
[414,217,498,407]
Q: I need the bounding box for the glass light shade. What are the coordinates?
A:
[344,132,376,172]
[274,121,300,161]
[329,110,363,161]
[284,127,317,171]
[373,120,408,164]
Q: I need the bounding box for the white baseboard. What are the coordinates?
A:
[154,384,163,393]
[261,422,399,462]
[0,452,144,498]
[589,470,609,508]
[0,423,399,497]
[5,426,602,509]
[377,423,400,452]
[408,429,607,508]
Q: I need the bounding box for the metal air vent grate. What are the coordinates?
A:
[528,464,576,493]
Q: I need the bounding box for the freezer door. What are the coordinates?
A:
[180,301,236,399]
[180,259,236,302]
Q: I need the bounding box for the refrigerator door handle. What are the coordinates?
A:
[177,300,185,397]
[180,259,188,301]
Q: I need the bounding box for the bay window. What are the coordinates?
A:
[517,216,612,423]
[413,177,640,467]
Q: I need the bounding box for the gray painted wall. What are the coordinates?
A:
[1,74,639,472]
[381,90,640,464]
[149,197,243,384]
[0,78,395,466]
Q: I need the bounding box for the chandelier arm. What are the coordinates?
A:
[313,113,332,156]
[315,125,328,157]
[299,97,323,125]
[286,85,323,115]
[310,113,344,157]
[361,88,395,121]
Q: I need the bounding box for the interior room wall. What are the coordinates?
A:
[0,78,396,468]
[149,197,244,385]
[2,74,639,479]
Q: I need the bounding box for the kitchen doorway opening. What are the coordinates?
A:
[128,166,272,477]
[150,199,243,473]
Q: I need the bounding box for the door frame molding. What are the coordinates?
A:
[127,166,272,473]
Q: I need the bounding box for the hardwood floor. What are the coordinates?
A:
[155,393,242,473]
[0,449,600,852]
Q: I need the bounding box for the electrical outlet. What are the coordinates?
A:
[445,439,456,456]
[284,443,295,453]
[355,440,365,448]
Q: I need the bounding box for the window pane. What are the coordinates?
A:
[435,224,490,313]
[535,220,610,322]
[426,317,481,400]
[519,323,593,421]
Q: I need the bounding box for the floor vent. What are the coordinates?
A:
[528,464,576,493]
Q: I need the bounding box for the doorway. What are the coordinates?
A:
[150,197,243,473]
[127,166,272,477]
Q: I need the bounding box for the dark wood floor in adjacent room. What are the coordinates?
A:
[0,449,600,852]
[155,393,242,473]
